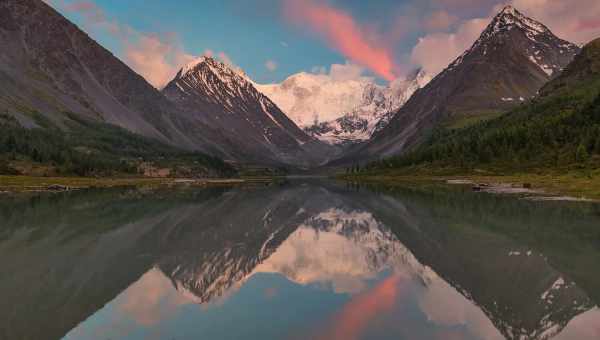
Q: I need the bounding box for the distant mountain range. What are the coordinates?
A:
[256,69,431,146]
[0,0,594,172]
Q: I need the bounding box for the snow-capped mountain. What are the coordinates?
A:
[162,57,335,166]
[336,5,580,162]
[470,5,579,79]
[256,70,431,145]
[253,207,437,294]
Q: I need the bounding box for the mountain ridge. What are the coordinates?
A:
[0,0,237,156]
[331,5,580,165]
[256,69,431,146]
[0,0,334,169]
[364,37,600,175]
[162,56,337,167]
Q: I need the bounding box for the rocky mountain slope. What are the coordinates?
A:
[0,0,229,156]
[256,69,431,145]
[162,57,334,167]
[0,0,332,168]
[336,5,580,162]
[378,37,600,171]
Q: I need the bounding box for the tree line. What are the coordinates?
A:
[367,88,600,172]
[0,112,235,177]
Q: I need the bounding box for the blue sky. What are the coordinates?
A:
[75,0,345,83]
[48,0,599,87]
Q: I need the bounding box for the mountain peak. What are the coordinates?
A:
[487,5,548,38]
[346,4,581,162]
[162,51,328,166]
[498,5,518,16]
[179,56,211,76]
[441,5,579,76]
[177,56,247,82]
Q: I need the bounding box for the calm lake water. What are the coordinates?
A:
[1,180,599,340]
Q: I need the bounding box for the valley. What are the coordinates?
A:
[1,1,598,196]
[1,2,600,339]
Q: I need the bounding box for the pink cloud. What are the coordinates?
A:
[123,33,196,88]
[577,18,600,31]
[388,15,413,44]
[61,0,121,34]
[314,274,405,340]
[505,1,600,43]
[49,0,202,88]
[117,269,194,327]
[283,0,400,81]
[264,287,278,299]
[411,17,488,75]
[432,0,499,10]
[64,1,97,13]
[265,59,278,72]
[424,10,459,32]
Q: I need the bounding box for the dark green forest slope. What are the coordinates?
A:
[367,38,600,173]
[0,112,235,177]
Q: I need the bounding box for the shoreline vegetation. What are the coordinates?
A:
[339,169,600,201]
[0,175,277,193]
[3,170,599,202]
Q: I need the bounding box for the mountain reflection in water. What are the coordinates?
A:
[0,180,599,340]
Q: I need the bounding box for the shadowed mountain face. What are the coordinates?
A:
[0,0,332,167]
[540,37,600,97]
[1,181,599,340]
[334,6,580,164]
[162,57,337,167]
[0,0,232,155]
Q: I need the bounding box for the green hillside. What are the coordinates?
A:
[368,38,600,174]
[0,112,235,177]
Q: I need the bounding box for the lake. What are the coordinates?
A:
[1,180,599,340]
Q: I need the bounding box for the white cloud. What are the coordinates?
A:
[265,59,278,72]
[508,0,600,44]
[45,1,245,88]
[123,33,197,89]
[328,61,369,81]
[411,18,488,76]
[48,1,195,88]
[419,274,504,340]
[305,61,374,82]
[424,10,459,32]
[554,308,600,340]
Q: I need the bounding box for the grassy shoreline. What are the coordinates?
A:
[5,171,599,201]
[0,175,275,193]
[339,170,600,201]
